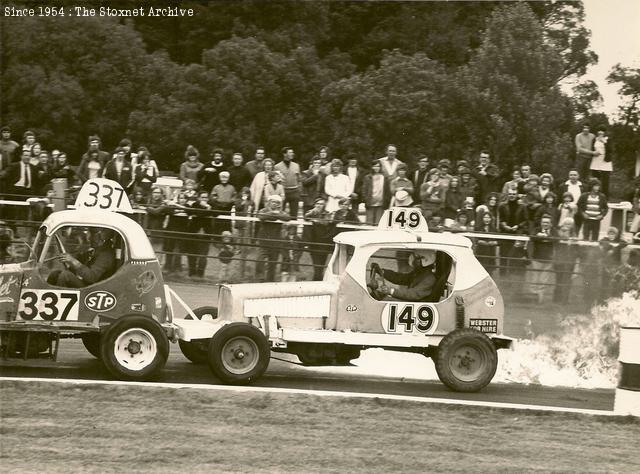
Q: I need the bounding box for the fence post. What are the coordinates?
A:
[614,326,640,416]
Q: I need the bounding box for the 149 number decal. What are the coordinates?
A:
[17,290,80,321]
[382,303,438,334]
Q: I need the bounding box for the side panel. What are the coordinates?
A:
[0,265,23,322]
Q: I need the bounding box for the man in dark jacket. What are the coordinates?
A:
[102,147,133,192]
[498,186,527,276]
[227,152,252,192]
[373,249,436,301]
[256,195,290,281]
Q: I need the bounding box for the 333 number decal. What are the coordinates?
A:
[17,290,80,321]
[382,303,438,334]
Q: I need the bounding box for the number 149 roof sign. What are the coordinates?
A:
[378,207,429,232]
[74,178,134,213]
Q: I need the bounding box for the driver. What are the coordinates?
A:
[371,249,436,301]
[48,228,117,288]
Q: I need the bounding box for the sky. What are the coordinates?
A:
[580,0,640,118]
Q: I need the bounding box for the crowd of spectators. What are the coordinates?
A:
[1,125,639,300]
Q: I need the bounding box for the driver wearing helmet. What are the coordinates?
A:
[372,249,436,301]
[48,227,117,288]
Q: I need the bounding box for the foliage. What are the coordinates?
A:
[607,63,640,126]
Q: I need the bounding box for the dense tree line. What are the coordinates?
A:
[1,1,635,188]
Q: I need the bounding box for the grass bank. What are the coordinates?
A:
[0,380,638,473]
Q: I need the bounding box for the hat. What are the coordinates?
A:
[394,190,414,206]
[413,249,436,267]
[267,195,283,203]
[438,159,451,168]
[219,171,230,179]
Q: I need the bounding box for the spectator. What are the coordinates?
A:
[256,195,290,282]
[361,160,389,224]
[525,214,555,303]
[130,189,147,213]
[458,167,478,202]
[102,147,134,192]
[280,224,303,282]
[134,146,159,176]
[574,125,598,180]
[182,179,198,205]
[577,178,608,241]
[419,168,444,219]
[29,143,42,166]
[5,149,37,199]
[389,163,414,202]
[459,197,477,228]
[0,126,20,174]
[318,145,332,175]
[344,153,365,206]
[629,176,640,236]
[228,152,252,192]
[117,138,136,163]
[427,211,445,232]
[188,191,214,279]
[443,175,465,220]
[250,158,277,211]
[245,146,266,178]
[599,226,627,300]
[162,193,190,274]
[558,169,584,231]
[446,210,470,232]
[233,186,253,279]
[324,159,351,214]
[521,174,542,235]
[179,145,204,184]
[590,129,612,196]
[411,156,430,202]
[217,230,236,284]
[517,164,533,194]
[557,192,578,227]
[198,148,226,193]
[474,212,498,274]
[437,159,453,190]
[78,135,111,170]
[498,185,527,276]
[332,197,359,224]
[502,166,522,195]
[262,171,286,208]
[274,146,302,218]
[553,217,579,304]
[51,152,78,186]
[304,198,334,280]
[35,150,53,195]
[210,171,236,235]
[22,130,36,156]
[77,150,103,182]
[538,173,554,201]
[474,151,501,202]
[475,192,500,231]
[378,144,404,180]
[145,187,168,251]
[133,151,158,196]
[455,159,470,177]
[534,191,558,228]
[301,156,325,214]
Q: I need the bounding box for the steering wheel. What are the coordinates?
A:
[367,264,386,300]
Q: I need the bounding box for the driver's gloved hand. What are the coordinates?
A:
[371,263,381,273]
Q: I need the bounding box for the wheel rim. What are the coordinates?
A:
[113,328,158,372]
[448,343,487,382]
[221,336,259,375]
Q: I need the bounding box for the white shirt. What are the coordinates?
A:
[15,162,31,188]
[346,167,358,195]
[590,137,612,172]
[564,180,582,203]
[324,173,351,213]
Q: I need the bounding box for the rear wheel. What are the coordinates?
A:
[178,306,218,364]
[207,323,270,385]
[100,316,169,381]
[435,328,497,393]
[81,333,101,359]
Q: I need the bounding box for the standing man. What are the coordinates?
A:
[227,152,252,192]
[79,135,111,169]
[0,126,20,177]
[198,148,226,193]
[102,147,134,192]
[301,156,325,214]
[6,149,37,199]
[411,156,430,202]
[274,146,301,218]
[379,144,405,180]
[344,153,364,206]
[574,125,598,181]
[245,146,266,178]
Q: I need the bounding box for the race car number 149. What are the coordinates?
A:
[16,289,80,321]
[381,303,438,334]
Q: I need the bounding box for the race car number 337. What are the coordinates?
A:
[16,289,80,321]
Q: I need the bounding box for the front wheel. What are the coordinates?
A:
[178,306,218,364]
[207,323,270,385]
[434,328,497,393]
[100,316,170,381]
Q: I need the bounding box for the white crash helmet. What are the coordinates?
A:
[413,249,436,267]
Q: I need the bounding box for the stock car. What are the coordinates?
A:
[179,207,514,393]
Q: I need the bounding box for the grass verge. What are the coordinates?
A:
[0,380,638,473]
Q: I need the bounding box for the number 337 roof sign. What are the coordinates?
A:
[74,179,134,213]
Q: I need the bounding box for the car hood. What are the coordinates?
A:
[221,280,337,299]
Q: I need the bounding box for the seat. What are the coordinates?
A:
[426,252,453,302]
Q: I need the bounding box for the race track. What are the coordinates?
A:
[0,282,615,411]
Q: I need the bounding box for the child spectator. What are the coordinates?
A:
[475,192,500,231]
[188,191,214,279]
[217,230,236,284]
[419,168,444,219]
[280,224,303,282]
[389,163,414,200]
[210,170,237,235]
[162,193,190,274]
[332,197,359,224]
[304,198,334,280]
[233,187,253,278]
[534,191,558,229]
[179,145,203,184]
[577,178,608,241]
[553,217,579,304]
[599,226,627,300]
[262,171,285,209]
[182,178,199,205]
[557,192,578,227]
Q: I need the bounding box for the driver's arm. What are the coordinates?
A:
[391,273,436,301]
[381,269,412,286]
[74,248,116,284]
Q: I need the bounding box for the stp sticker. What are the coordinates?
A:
[84,291,117,312]
[381,303,438,335]
[485,296,496,308]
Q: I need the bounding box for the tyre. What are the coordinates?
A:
[336,347,361,365]
[81,333,101,359]
[178,306,218,364]
[207,323,270,385]
[100,316,170,381]
[434,328,498,393]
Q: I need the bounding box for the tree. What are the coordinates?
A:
[607,64,640,126]
[571,80,603,121]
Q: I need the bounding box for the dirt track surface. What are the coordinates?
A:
[0,282,615,411]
